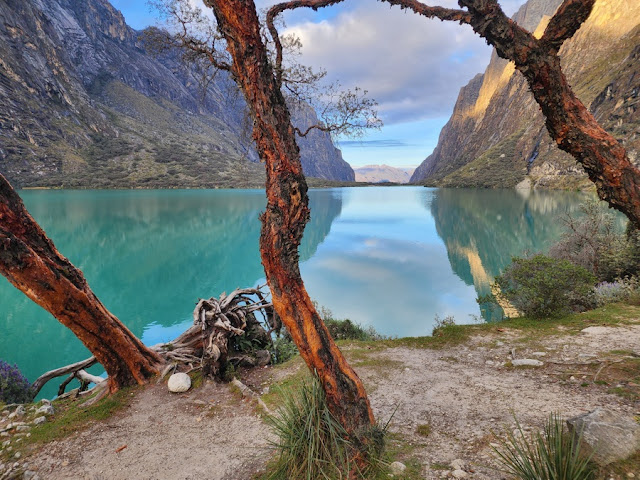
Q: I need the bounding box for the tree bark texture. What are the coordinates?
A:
[0,175,162,393]
[203,0,375,437]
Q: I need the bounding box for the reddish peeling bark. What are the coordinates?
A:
[203,0,375,437]
[0,175,162,392]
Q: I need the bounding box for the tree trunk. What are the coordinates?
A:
[203,0,375,438]
[0,175,162,393]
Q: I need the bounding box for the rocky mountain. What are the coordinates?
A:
[411,0,640,189]
[0,0,354,188]
[353,165,415,183]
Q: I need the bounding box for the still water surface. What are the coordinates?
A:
[0,186,595,398]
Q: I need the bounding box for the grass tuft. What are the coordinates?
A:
[492,413,595,480]
[261,376,385,480]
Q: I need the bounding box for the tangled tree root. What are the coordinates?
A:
[33,286,280,398]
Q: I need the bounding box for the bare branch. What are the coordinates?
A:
[31,356,97,397]
[542,0,596,51]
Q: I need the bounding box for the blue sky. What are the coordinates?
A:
[111,0,527,168]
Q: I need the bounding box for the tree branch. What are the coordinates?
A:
[542,0,596,51]
[457,0,537,66]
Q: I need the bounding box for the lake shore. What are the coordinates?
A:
[3,303,639,479]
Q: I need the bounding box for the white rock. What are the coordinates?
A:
[168,373,191,393]
[450,459,465,471]
[389,461,406,475]
[452,469,468,478]
[531,352,547,357]
[33,417,46,426]
[512,359,544,367]
[581,326,610,335]
[36,405,54,416]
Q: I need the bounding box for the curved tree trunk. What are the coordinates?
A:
[203,0,375,438]
[0,175,162,393]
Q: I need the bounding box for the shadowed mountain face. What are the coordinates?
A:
[0,0,354,188]
[411,0,640,189]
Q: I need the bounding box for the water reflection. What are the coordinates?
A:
[1,186,613,400]
[0,189,342,398]
[429,188,592,320]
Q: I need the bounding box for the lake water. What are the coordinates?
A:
[1,186,597,398]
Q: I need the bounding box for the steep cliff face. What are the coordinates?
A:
[411,0,640,189]
[0,0,354,188]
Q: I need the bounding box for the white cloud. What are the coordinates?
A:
[282,1,495,124]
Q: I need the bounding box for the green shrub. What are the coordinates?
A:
[492,413,594,480]
[271,335,299,365]
[493,255,596,318]
[0,360,34,404]
[432,314,456,336]
[263,377,385,480]
[314,302,381,341]
[325,318,377,341]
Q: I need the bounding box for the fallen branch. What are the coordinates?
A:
[31,356,97,398]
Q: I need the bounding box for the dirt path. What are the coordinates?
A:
[29,380,272,480]
[25,323,640,479]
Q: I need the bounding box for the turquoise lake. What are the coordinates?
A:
[0,186,598,398]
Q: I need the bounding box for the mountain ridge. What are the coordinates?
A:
[0,0,354,188]
[411,0,640,189]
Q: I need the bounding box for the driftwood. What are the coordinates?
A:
[33,286,278,398]
[31,356,98,398]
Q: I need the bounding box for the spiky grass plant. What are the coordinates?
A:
[264,376,384,480]
[492,413,595,480]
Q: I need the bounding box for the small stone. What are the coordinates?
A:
[15,425,30,432]
[450,459,465,471]
[8,406,25,420]
[23,471,40,480]
[627,473,635,478]
[14,452,21,459]
[496,341,504,346]
[2,440,10,448]
[255,350,271,367]
[168,373,191,393]
[389,461,406,475]
[193,400,206,405]
[531,352,547,357]
[36,404,54,416]
[512,359,544,367]
[33,416,46,426]
[452,469,468,479]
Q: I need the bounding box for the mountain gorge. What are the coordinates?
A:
[411,0,640,189]
[0,0,354,189]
